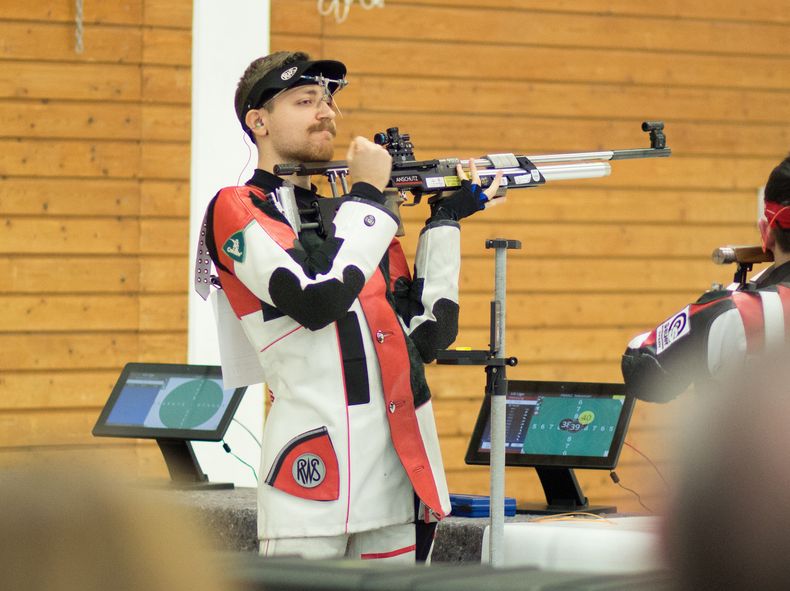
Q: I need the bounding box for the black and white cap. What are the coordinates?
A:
[238,59,347,128]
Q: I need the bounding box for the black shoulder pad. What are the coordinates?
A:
[696,289,732,304]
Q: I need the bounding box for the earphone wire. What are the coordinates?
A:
[237,131,254,187]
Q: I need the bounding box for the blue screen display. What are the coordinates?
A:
[104,373,235,431]
[106,384,160,426]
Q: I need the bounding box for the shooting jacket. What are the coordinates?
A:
[622,261,790,402]
[204,170,455,539]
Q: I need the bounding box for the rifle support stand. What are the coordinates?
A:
[436,238,520,567]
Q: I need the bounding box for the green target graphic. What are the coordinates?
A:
[158,379,223,428]
[521,397,623,457]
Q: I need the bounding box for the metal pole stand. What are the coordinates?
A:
[435,238,520,567]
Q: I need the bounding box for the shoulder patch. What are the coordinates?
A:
[656,305,691,354]
[223,231,245,262]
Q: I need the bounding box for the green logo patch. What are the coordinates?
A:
[223,231,245,262]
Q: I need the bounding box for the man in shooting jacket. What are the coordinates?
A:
[622,155,790,402]
[196,51,503,561]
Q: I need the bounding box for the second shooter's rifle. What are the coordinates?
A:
[711,245,774,289]
[271,121,671,236]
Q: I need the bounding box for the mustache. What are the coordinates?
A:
[309,122,336,136]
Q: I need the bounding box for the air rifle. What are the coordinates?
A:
[712,245,774,289]
[275,121,672,203]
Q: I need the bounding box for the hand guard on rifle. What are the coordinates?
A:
[428,161,504,223]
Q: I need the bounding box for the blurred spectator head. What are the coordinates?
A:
[667,349,790,590]
[0,464,229,591]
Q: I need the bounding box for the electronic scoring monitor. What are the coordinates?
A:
[93,363,247,488]
[465,380,635,513]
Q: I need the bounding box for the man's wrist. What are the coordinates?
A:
[349,181,386,205]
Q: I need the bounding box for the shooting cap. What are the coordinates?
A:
[237,59,347,128]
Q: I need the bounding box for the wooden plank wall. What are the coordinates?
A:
[0,0,192,475]
[270,0,789,511]
[1,0,787,515]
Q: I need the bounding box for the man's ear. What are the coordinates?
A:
[759,216,775,252]
[244,109,267,140]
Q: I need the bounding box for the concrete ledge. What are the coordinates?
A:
[171,487,259,553]
[170,487,514,562]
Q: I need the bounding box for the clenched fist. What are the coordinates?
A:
[347,136,392,193]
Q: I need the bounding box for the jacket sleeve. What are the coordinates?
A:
[390,220,461,362]
[213,184,399,331]
[621,292,741,402]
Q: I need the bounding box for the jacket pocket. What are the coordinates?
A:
[264,426,339,501]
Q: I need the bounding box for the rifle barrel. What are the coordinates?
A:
[536,162,612,181]
[524,150,614,164]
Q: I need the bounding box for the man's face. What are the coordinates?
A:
[262,84,338,163]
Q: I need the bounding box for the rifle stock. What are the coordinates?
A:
[712,246,773,265]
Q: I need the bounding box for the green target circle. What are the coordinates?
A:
[159,379,223,428]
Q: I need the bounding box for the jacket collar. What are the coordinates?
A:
[246,169,319,207]
[753,260,790,288]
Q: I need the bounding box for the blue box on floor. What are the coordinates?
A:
[450,494,517,517]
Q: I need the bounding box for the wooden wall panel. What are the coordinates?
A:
[0,294,184,332]
[343,113,789,157]
[0,179,141,215]
[342,76,790,124]
[0,101,141,140]
[399,187,756,224]
[0,21,141,63]
[324,6,786,56]
[389,0,787,24]
[0,0,192,475]
[0,62,142,101]
[142,66,191,103]
[323,38,790,91]
[270,0,789,513]
[0,370,120,410]
[0,1,142,25]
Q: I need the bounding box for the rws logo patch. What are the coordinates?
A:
[292,453,326,488]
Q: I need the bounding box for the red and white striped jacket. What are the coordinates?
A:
[204,170,457,539]
[622,262,790,402]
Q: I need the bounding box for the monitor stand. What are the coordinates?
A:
[516,467,615,515]
[156,439,234,490]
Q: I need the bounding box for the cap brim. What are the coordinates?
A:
[301,60,346,81]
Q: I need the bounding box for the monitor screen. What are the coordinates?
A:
[92,363,246,441]
[465,380,634,470]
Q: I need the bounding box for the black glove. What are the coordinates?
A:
[427,180,487,223]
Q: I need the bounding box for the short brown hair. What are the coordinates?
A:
[234,51,310,140]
